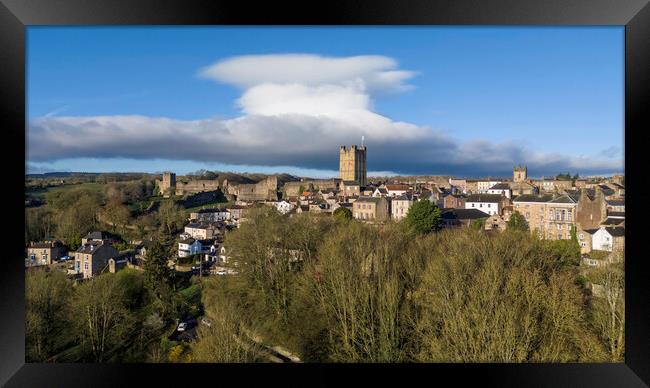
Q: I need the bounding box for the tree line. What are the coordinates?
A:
[191,208,623,363]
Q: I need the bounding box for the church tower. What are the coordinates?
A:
[513,165,527,183]
[339,144,367,186]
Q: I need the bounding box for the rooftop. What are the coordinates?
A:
[441,208,490,220]
[466,194,505,203]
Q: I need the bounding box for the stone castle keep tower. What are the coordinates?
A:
[513,165,527,183]
[339,145,367,186]
[161,171,176,197]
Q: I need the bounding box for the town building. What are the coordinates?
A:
[591,226,625,252]
[465,194,507,216]
[391,194,414,220]
[184,221,220,240]
[74,241,119,279]
[487,183,512,199]
[27,240,67,266]
[189,208,230,222]
[353,196,390,221]
[340,180,361,198]
[178,238,203,258]
[438,193,467,209]
[477,180,502,193]
[385,184,409,197]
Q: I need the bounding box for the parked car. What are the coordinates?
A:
[59,256,71,262]
[177,322,187,332]
[216,269,227,276]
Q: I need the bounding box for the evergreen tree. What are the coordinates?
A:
[507,211,529,231]
[405,200,442,234]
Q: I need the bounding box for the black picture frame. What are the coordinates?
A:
[2,0,649,386]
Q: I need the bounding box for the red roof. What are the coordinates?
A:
[386,184,409,191]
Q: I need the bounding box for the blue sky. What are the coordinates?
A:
[27,26,624,178]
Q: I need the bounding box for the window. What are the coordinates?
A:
[487,204,491,208]
[480,204,483,208]
[84,263,89,270]
[579,233,584,239]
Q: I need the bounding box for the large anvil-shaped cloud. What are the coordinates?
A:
[27,54,622,176]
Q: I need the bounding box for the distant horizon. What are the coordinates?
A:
[25,168,623,181]
[28,26,624,177]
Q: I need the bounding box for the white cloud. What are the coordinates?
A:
[27,53,623,177]
[198,54,417,94]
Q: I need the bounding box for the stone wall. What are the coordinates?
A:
[283,179,339,197]
[235,175,278,201]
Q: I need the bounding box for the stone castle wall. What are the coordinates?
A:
[235,175,278,201]
[283,179,339,197]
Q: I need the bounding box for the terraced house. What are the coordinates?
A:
[353,196,390,222]
[513,193,579,240]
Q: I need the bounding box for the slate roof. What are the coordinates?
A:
[607,211,625,218]
[466,194,505,203]
[84,231,119,241]
[606,199,625,206]
[598,185,615,196]
[386,184,409,191]
[356,196,385,204]
[29,240,63,249]
[602,217,625,226]
[489,183,511,190]
[604,227,625,237]
[547,194,577,204]
[77,241,113,254]
[513,194,553,203]
[441,208,490,220]
[393,193,414,201]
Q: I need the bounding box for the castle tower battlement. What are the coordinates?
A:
[339,144,367,186]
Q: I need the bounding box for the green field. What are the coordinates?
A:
[26,182,104,199]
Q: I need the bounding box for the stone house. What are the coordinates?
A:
[391,194,414,220]
[189,207,230,222]
[340,181,361,198]
[353,196,390,222]
[438,193,467,209]
[513,194,578,240]
[74,241,120,279]
[27,240,67,266]
[184,221,220,240]
[484,214,507,232]
[576,226,597,254]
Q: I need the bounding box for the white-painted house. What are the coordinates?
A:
[178,238,203,258]
[465,194,505,216]
[591,226,625,252]
[487,183,512,199]
[478,180,502,193]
